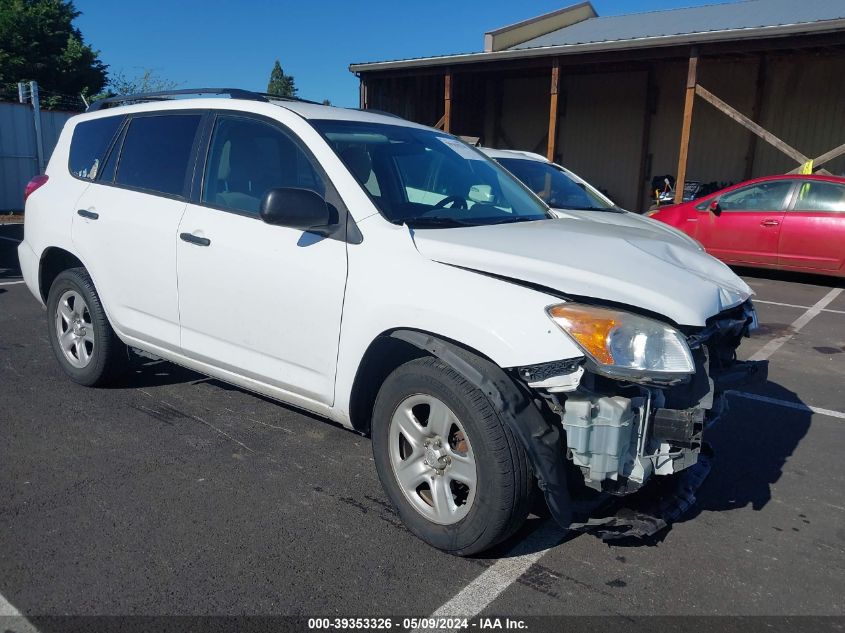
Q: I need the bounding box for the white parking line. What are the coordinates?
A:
[0,280,24,286]
[0,235,21,243]
[750,288,843,361]
[414,521,563,631]
[754,298,845,316]
[729,391,845,421]
[0,592,39,633]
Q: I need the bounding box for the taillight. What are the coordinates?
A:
[24,174,49,203]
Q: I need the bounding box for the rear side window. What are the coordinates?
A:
[115,114,202,197]
[68,116,123,180]
[792,181,845,213]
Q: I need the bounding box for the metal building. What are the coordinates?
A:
[349,0,845,211]
[0,103,75,212]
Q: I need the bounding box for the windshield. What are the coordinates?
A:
[495,157,614,211]
[311,120,551,227]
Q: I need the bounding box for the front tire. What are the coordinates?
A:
[46,267,127,386]
[372,356,532,555]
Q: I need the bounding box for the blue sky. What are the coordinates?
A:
[75,0,734,107]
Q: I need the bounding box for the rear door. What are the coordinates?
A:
[72,111,203,352]
[778,180,845,272]
[693,180,794,265]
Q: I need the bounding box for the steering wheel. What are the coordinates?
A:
[432,195,468,210]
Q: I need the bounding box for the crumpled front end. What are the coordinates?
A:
[518,300,767,537]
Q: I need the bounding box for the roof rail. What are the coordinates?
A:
[87,88,273,112]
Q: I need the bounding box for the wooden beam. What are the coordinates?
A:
[743,55,766,180]
[433,114,446,130]
[546,58,561,162]
[695,84,809,165]
[674,48,698,204]
[788,141,845,173]
[444,70,452,134]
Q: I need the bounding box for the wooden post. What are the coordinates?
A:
[675,48,698,204]
[359,76,368,110]
[636,68,656,212]
[743,55,766,180]
[547,58,561,162]
[444,70,452,134]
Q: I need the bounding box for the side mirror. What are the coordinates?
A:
[260,188,330,230]
[709,199,722,216]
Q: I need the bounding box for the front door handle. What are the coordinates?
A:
[760,219,780,227]
[77,209,99,220]
[179,232,211,247]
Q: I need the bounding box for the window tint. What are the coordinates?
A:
[496,158,612,210]
[719,181,793,212]
[115,114,201,196]
[68,116,123,180]
[202,116,325,215]
[792,181,845,213]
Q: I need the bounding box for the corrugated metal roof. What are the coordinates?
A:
[512,0,845,50]
[350,0,845,73]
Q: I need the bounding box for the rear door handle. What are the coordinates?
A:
[180,232,211,247]
[77,209,99,220]
[760,219,780,227]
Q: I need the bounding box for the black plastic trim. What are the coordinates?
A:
[388,329,573,530]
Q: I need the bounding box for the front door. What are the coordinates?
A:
[694,180,794,265]
[176,114,347,405]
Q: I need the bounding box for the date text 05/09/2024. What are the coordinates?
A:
[307,617,528,630]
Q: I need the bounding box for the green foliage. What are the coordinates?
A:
[0,0,107,108]
[107,69,179,96]
[267,59,296,98]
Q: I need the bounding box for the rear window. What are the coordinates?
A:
[115,114,202,197]
[68,116,123,180]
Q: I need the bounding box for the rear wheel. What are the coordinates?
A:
[372,356,532,555]
[46,268,127,386]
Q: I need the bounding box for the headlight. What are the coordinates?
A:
[546,303,695,382]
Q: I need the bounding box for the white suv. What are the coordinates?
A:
[19,89,765,554]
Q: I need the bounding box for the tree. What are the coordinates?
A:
[0,0,107,108]
[108,69,179,95]
[267,59,296,98]
[321,98,331,106]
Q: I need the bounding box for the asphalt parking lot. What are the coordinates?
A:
[1,221,844,628]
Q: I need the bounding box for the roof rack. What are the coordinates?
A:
[86,88,323,112]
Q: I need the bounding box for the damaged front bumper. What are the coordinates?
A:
[519,300,767,537]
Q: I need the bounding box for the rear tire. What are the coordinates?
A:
[372,356,532,555]
[46,267,127,386]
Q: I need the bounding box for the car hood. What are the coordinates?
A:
[550,207,701,249]
[411,218,752,327]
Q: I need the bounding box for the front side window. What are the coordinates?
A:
[718,181,793,212]
[68,116,123,180]
[495,157,614,211]
[312,120,550,227]
[792,181,845,213]
[115,114,202,197]
[202,116,326,216]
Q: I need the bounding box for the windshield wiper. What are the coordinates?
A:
[556,205,623,213]
[405,217,479,228]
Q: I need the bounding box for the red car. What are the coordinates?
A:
[648,174,845,278]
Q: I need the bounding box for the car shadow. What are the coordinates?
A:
[732,265,845,289]
[590,378,812,548]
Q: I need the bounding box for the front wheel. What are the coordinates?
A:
[372,356,533,555]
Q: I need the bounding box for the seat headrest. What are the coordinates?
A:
[340,146,373,184]
[217,140,232,181]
